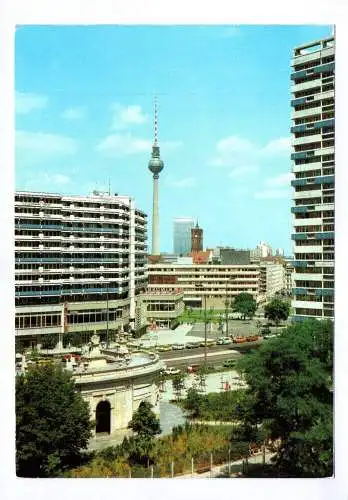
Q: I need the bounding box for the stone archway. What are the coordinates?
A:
[95,400,111,434]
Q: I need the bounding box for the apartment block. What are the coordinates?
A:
[290,36,335,320]
[15,191,148,350]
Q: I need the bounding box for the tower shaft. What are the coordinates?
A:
[151,175,160,255]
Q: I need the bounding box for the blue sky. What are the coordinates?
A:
[15,24,332,254]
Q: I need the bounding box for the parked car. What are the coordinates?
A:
[185,341,201,349]
[187,364,200,373]
[172,343,185,350]
[162,367,181,375]
[246,335,259,342]
[200,340,216,347]
[263,334,278,340]
[233,336,247,344]
[216,337,232,345]
[157,345,172,352]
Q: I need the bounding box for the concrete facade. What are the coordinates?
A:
[259,262,286,302]
[137,289,185,328]
[15,191,147,350]
[148,262,260,308]
[290,36,335,321]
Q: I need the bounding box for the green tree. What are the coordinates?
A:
[172,372,186,400]
[264,297,290,325]
[185,388,202,418]
[233,293,257,320]
[16,363,92,477]
[127,401,161,438]
[236,319,333,477]
[127,401,161,467]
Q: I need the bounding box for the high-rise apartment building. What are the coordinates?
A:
[290,36,335,321]
[15,191,148,350]
[173,217,195,255]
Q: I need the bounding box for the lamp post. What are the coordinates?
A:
[195,283,207,367]
[106,281,109,346]
[225,278,235,337]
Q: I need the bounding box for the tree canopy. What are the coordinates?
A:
[232,293,257,320]
[236,319,333,477]
[16,363,92,477]
[127,401,161,438]
[264,297,291,325]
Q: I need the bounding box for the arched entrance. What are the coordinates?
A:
[95,400,111,434]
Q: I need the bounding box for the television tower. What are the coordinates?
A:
[148,97,164,255]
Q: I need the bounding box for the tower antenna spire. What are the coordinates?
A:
[154,95,158,146]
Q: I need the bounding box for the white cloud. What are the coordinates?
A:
[24,172,72,190]
[111,103,148,130]
[96,133,182,157]
[265,172,294,187]
[260,137,291,156]
[254,189,290,200]
[16,92,48,114]
[167,177,197,188]
[61,107,87,120]
[96,133,151,156]
[228,165,259,178]
[16,130,77,154]
[209,135,291,168]
[16,130,78,166]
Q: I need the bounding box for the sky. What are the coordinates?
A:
[15,24,332,255]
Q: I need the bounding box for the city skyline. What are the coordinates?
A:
[15,24,332,254]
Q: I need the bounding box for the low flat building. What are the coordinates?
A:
[136,289,185,329]
[148,263,260,309]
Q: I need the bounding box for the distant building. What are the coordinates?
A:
[275,248,284,256]
[220,248,251,265]
[173,217,195,255]
[253,241,273,258]
[191,222,203,252]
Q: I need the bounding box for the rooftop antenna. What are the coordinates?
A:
[108,177,111,196]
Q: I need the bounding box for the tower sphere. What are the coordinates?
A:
[148,156,164,175]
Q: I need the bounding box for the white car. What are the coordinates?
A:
[163,367,181,375]
[172,343,185,350]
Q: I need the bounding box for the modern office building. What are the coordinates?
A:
[148,260,260,309]
[173,217,195,255]
[191,222,203,253]
[15,190,148,350]
[290,35,335,321]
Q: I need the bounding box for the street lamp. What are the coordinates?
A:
[225,277,235,337]
[195,283,207,367]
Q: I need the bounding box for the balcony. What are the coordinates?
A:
[293,190,322,199]
[292,134,322,146]
[315,231,334,240]
[291,78,322,93]
[315,175,334,185]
